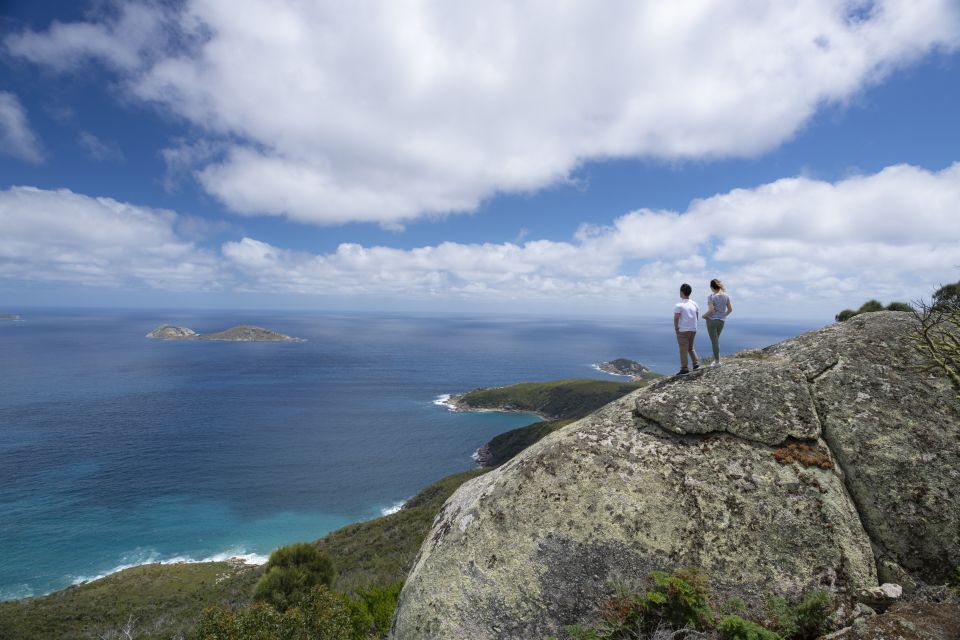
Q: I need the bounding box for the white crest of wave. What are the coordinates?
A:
[67,547,268,588]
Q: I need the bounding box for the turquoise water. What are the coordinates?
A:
[0,310,820,599]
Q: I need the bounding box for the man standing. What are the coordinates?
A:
[674,283,700,375]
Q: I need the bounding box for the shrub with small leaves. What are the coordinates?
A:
[647,568,713,630]
[198,585,352,640]
[345,581,404,638]
[791,590,831,640]
[718,615,783,640]
[720,596,748,617]
[253,543,335,611]
[764,590,831,640]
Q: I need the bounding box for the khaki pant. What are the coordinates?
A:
[676,331,698,370]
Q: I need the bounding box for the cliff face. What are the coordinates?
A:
[391,312,960,640]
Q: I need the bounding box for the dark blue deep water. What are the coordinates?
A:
[0,310,821,599]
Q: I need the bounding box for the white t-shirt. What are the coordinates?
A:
[674,299,700,332]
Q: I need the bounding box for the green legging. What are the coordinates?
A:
[707,318,725,361]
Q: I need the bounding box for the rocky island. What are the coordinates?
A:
[0,313,21,321]
[595,357,652,379]
[146,324,304,342]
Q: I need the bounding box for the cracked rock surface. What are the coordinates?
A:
[391,312,960,640]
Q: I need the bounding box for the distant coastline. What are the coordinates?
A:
[0,313,22,321]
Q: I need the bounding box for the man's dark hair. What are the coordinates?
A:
[680,283,692,296]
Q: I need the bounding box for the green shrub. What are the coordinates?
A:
[836,299,912,321]
[791,590,831,639]
[345,581,404,638]
[720,596,748,616]
[764,595,795,636]
[857,300,884,314]
[885,301,913,312]
[301,585,354,640]
[590,569,714,637]
[835,309,857,322]
[254,543,335,611]
[718,615,782,640]
[933,281,960,309]
[562,624,605,639]
[647,568,713,630]
[764,590,831,640]
[199,585,352,640]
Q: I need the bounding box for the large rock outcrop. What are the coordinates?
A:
[391,312,960,639]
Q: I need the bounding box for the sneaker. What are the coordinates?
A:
[676,368,690,376]
[692,363,700,370]
[709,361,718,368]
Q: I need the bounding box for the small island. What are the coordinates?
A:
[0,313,21,321]
[146,324,304,342]
[594,357,652,379]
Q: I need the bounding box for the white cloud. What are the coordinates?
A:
[0,187,224,290]
[2,163,959,314]
[219,163,960,309]
[2,3,174,72]
[6,0,960,226]
[0,92,43,163]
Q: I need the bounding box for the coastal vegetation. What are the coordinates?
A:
[834,280,960,322]
[461,377,659,467]
[0,561,260,640]
[253,544,336,611]
[834,299,912,322]
[554,568,831,640]
[476,418,576,467]
[454,378,651,420]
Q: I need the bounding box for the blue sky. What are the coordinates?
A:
[1,1,959,318]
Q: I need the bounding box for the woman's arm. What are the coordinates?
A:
[727,298,733,316]
[704,301,715,319]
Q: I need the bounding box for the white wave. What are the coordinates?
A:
[380,499,408,516]
[432,393,458,411]
[471,449,480,461]
[67,548,267,587]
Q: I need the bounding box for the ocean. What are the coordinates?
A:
[0,309,821,600]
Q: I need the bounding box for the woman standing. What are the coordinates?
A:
[704,279,733,367]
